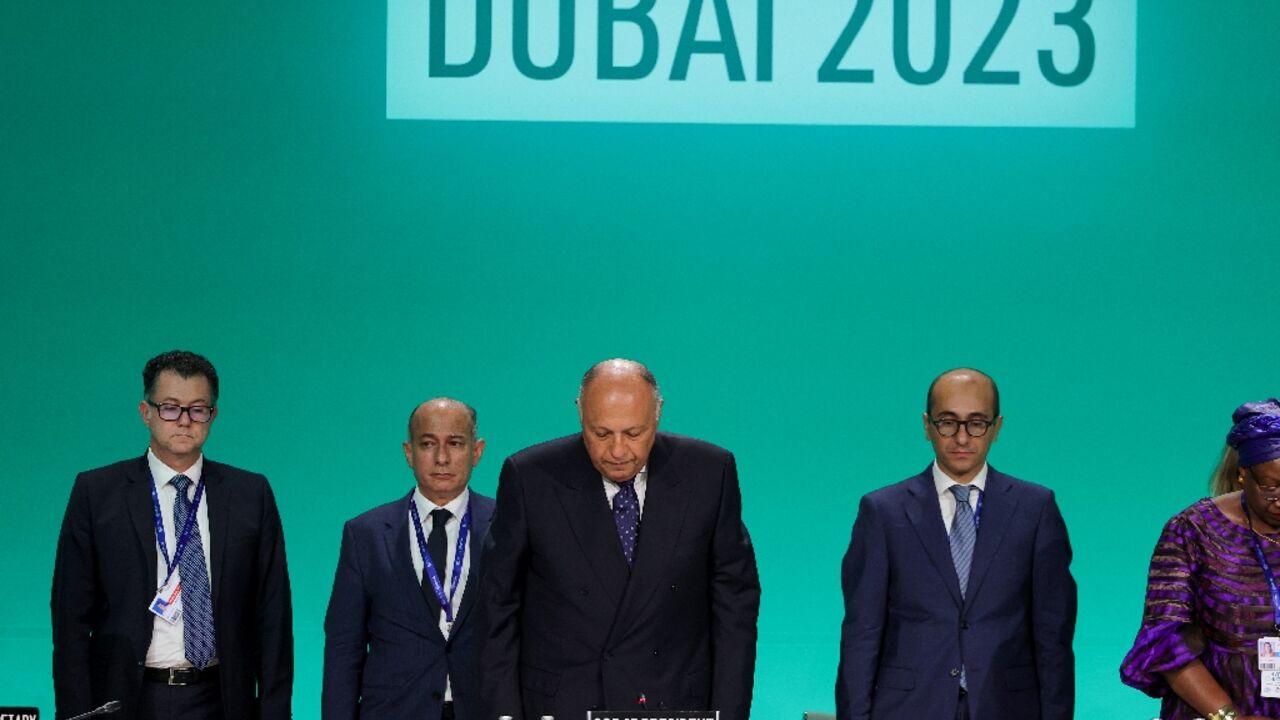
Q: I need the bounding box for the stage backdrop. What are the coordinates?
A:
[2,1,1278,717]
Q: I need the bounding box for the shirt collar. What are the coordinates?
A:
[931,460,988,496]
[147,448,204,489]
[414,485,471,518]
[603,465,648,486]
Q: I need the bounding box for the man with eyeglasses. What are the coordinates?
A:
[836,368,1076,720]
[52,350,293,720]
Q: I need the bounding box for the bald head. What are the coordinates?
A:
[578,358,662,405]
[926,368,1000,419]
[408,397,478,440]
[577,359,662,482]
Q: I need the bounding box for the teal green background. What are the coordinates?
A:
[2,2,1278,717]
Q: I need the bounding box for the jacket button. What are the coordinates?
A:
[950,668,960,677]
[579,587,590,596]
[961,622,970,630]
[670,584,678,592]
[653,649,660,657]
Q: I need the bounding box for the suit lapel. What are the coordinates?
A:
[451,494,493,629]
[553,442,630,607]
[611,438,687,638]
[385,492,443,639]
[125,455,159,587]
[903,469,964,608]
[963,469,1019,608]
[203,461,231,608]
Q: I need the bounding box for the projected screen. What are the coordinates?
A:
[388,0,1135,126]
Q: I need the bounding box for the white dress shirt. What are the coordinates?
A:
[145,449,216,668]
[601,466,648,518]
[408,486,473,701]
[932,461,988,535]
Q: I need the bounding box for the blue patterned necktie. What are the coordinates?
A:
[171,474,216,669]
[949,484,977,598]
[613,480,640,567]
[950,483,977,691]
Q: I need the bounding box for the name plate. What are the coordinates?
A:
[0,708,40,720]
[586,707,716,712]
[387,0,1135,127]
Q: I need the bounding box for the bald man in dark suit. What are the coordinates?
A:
[837,369,1076,720]
[323,398,494,720]
[478,359,761,720]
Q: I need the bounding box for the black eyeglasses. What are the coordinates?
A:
[929,417,994,438]
[147,401,214,423]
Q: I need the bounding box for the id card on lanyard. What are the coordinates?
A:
[409,497,471,636]
[147,474,206,624]
[1242,496,1280,697]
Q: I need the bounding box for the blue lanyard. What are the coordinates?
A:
[147,473,206,585]
[1243,496,1280,631]
[409,497,471,624]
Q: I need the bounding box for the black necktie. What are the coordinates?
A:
[424,508,452,597]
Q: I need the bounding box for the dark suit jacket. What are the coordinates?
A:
[51,455,293,720]
[321,489,495,720]
[836,466,1076,720]
[477,432,761,720]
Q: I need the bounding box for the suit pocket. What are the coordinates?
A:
[520,663,561,697]
[680,669,710,707]
[1001,664,1037,691]
[363,669,417,689]
[875,665,915,691]
[676,526,712,547]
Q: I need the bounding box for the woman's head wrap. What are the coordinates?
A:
[1227,398,1280,468]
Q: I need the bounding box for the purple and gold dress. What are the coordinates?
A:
[1121,498,1280,718]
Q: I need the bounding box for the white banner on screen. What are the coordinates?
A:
[387,0,1134,127]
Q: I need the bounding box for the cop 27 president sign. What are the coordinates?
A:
[387,0,1134,127]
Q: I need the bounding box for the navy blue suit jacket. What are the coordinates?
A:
[836,466,1076,720]
[322,489,495,720]
[477,433,761,720]
[51,455,293,720]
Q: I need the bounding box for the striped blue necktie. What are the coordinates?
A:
[949,484,977,597]
[949,484,977,691]
[172,475,216,669]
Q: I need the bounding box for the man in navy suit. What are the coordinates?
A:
[51,350,293,720]
[323,397,495,720]
[478,359,761,720]
[836,368,1076,720]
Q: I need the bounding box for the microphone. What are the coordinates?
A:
[65,700,121,720]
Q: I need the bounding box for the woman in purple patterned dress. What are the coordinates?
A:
[1122,399,1280,720]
